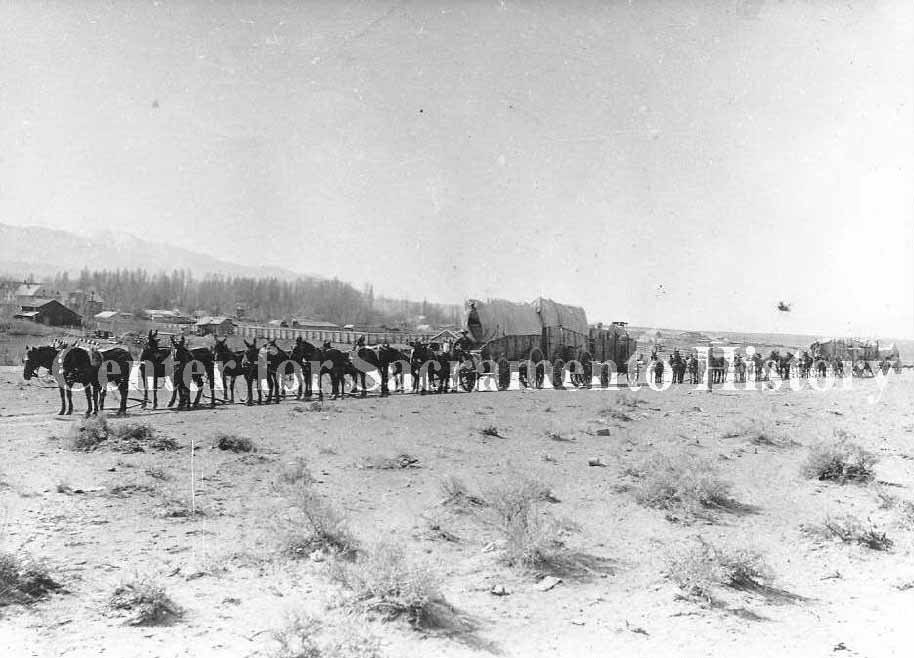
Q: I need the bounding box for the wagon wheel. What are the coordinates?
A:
[497,357,511,391]
[570,352,592,388]
[552,358,565,389]
[526,349,545,389]
[458,358,477,392]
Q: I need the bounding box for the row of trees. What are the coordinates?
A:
[49,269,461,328]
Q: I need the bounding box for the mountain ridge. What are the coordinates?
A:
[0,222,304,280]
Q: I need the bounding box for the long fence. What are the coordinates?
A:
[151,322,433,346]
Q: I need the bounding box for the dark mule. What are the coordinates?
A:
[212,337,245,403]
[92,345,132,416]
[264,339,298,404]
[241,339,264,405]
[409,342,436,394]
[58,344,100,416]
[171,336,216,409]
[670,350,685,384]
[139,330,176,409]
[290,336,322,400]
[23,343,66,415]
[349,341,411,398]
[317,342,348,400]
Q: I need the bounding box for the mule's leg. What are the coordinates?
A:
[245,376,254,406]
[360,373,367,398]
[83,385,93,417]
[194,376,204,407]
[66,385,74,415]
[140,364,148,409]
[117,378,128,416]
[58,386,67,415]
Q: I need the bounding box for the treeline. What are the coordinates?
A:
[49,269,461,327]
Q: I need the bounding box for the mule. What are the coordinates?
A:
[212,337,245,403]
[241,339,264,405]
[171,336,216,409]
[139,330,176,409]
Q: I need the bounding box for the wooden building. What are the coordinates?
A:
[15,299,82,327]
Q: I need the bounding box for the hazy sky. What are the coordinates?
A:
[2,0,912,337]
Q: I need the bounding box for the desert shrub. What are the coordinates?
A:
[480,425,500,437]
[359,453,420,470]
[485,476,567,569]
[278,457,315,487]
[108,577,182,625]
[439,476,486,508]
[335,542,443,627]
[215,433,255,453]
[69,414,110,451]
[144,467,170,481]
[629,451,736,516]
[803,432,876,483]
[667,539,770,602]
[283,486,357,559]
[0,551,62,605]
[811,515,894,551]
[110,422,179,452]
[272,613,382,658]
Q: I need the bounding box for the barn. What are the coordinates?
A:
[196,316,236,336]
[15,299,82,327]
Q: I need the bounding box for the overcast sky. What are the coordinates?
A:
[1,0,912,337]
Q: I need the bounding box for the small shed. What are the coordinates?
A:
[15,299,82,327]
[196,316,236,336]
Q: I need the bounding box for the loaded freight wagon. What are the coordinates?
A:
[463,298,634,389]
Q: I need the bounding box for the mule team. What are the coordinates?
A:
[22,331,901,417]
[21,330,472,416]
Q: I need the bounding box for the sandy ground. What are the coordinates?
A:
[1,366,913,658]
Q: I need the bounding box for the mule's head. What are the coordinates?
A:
[22,344,38,380]
[242,339,259,363]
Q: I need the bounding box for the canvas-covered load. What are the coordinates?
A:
[466,298,541,344]
[878,343,899,359]
[811,338,882,361]
[531,297,588,337]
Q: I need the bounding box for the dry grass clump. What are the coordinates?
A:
[667,539,770,602]
[484,476,568,570]
[0,551,62,605]
[480,425,501,438]
[215,433,255,453]
[67,416,177,452]
[803,431,876,483]
[282,485,357,559]
[272,614,382,658]
[278,456,315,487]
[805,515,893,551]
[439,475,486,508]
[108,577,182,625]
[359,453,420,470]
[723,418,795,447]
[111,422,178,452]
[69,414,110,451]
[627,451,738,517]
[334,541,444,627]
